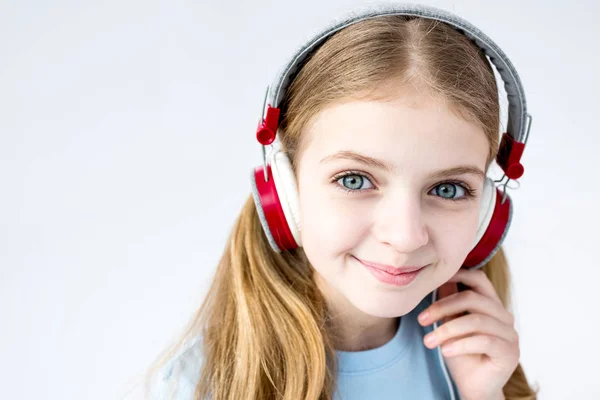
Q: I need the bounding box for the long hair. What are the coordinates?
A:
[147,15,539,399]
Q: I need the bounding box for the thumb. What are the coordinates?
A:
[438,280,458,300]
[436,280,459,325]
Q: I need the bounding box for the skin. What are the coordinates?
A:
[295,86,489,348]
[294,86,519,399]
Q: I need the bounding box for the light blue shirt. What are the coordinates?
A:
[333,291,459,399]
[150,290,460,399]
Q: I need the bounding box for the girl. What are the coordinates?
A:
[147,4,539,400]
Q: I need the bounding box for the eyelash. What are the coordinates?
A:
[330,170,476,202]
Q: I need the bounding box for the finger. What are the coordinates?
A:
[440,334,520,366]
[423,313,519,349]
[446,268,502,305]
[437,282,467,325]
[419,290,514,326]
[438,281,458,299]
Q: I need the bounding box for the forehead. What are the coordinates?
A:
[301,94,489,174]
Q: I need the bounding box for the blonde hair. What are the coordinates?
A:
[147,15,539,399]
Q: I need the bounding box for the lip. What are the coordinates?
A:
[354,257,426,275]
[354,256,428,287]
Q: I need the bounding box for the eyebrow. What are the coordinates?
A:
[319,150,486,181]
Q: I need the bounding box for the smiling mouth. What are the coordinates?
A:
[353,256,428,275]
[354,256,428,287]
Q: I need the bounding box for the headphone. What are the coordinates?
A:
[249,4,532,270]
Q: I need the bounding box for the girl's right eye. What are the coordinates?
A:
[332,172,375,194]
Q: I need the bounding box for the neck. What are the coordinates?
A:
[328,315,400,352]
[316,273,400,352]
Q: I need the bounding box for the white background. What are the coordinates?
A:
[1,0,598,399]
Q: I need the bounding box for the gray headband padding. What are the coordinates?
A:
[268,3,528,144]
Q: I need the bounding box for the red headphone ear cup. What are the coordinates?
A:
[250,161,299,253]
[462,186,513,269]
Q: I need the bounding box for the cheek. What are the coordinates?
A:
[429,206,480,267]
[298,184,369,259]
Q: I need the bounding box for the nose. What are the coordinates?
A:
[372,191,429,253]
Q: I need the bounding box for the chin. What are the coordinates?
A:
[347,286,429,318]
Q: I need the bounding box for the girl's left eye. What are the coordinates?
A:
[429,182,472,201]
[332,172,475,202]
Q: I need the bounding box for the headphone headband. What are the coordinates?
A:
[266,3,531,156]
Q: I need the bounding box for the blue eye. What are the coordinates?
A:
[432,182,463,199]
[334,172,375,193]
[429,181,476,202]
[336,173,374,191]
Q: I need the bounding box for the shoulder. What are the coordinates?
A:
[148,335,204,400]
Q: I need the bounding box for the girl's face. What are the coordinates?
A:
[295,88,489,318]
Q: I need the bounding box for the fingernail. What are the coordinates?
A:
[424,333,437,347]
[418,311,429,324]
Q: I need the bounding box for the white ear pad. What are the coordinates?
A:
[472,177,497,249]
[270,150,302,247]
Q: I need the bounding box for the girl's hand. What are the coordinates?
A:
[418,268,520,400]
